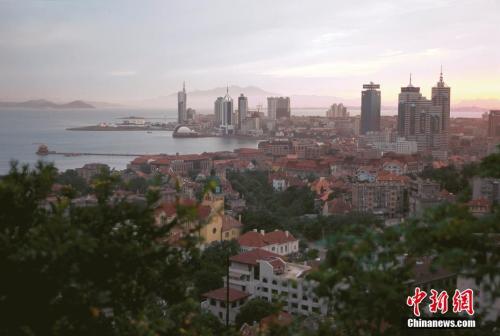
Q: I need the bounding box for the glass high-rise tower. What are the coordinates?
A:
[360,82,381,134]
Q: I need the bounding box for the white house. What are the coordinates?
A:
[238,229,299,256]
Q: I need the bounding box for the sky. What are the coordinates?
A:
[0,0,499,105]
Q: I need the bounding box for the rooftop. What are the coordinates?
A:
[202,287,250,302]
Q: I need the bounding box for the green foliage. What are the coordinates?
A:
[311,150,500,335]
[227,171,315,233]
[191,240,240,298]
[311,218,410,335]
[126,176,149,194]
[0,162,209,335]
[479,147,500,178]
[56,169,89,195]
[235,298,280,327]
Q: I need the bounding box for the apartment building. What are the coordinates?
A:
[202,249,328,324]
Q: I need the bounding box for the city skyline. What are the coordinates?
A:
[0,0,499,106]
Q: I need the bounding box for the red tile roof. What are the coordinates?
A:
[263,230,297,245]
[202,287,250,302]
[238,230,297,248]
[155,201,212,220]
[230,248,281,265]
[238,231,266,247]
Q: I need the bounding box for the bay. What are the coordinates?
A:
[0,108,259,174]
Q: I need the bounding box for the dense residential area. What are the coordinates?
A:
[2,1,500,334]
[2,126,500,334]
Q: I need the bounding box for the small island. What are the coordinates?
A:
[0,99,95,109]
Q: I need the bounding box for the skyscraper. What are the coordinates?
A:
[177,82,187,124]
[326,103,348,118]
[214,86,234,134]
[237,94,248,130]
[488,110,500,138]
[432,67,451,132]
[267,97,290,120]
[397,75,445,158]
[360,82,381,134]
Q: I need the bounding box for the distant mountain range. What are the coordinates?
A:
[133,85,356,109]
[0,99,95,109]
[1,90,497,112]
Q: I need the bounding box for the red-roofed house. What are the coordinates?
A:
[238,229,299,256]
[201,287,250,324]
[468,198,491,217]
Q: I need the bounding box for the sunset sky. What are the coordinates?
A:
[0,0,499,105]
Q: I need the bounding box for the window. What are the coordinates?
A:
[272,280,277,285]
[210,299,216,306]
[212,228,217,234]
[262,278,268,283]
[219,312,223,319]
[301,305,309,311]
[232,302,237,308]
[292,303,298,308]
[262,287,268,293]
[225,232,229,238]
[272,289,278,294]
[292,293,297,299]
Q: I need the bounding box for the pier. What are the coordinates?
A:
[36,145,144,158]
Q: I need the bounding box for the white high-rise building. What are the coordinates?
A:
[326,103,348,118]
[214,86,234,135]
[177,82,187,124]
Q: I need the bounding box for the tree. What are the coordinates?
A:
[0,162,210,335]
[191,240,240,298]
[235,298,280,327]
[56,169,89,195]
[311,150,500,335]
[126,176,149,194]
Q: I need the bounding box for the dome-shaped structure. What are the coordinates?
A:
[176,126,193,134]
[173,124,199,138]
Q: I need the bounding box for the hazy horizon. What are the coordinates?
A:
[1,0,499,106]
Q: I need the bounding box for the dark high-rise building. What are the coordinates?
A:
[360,82,381,134]
[432,68,451,132]
[488,110,500,138]
[237,94,248,130]
[267,97,290,119]
[397,75,446,159]
[177,82,187,124]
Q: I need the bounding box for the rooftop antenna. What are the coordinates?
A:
[409,73,412,86]
[440,64,444,82]
[183,81,186,92]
